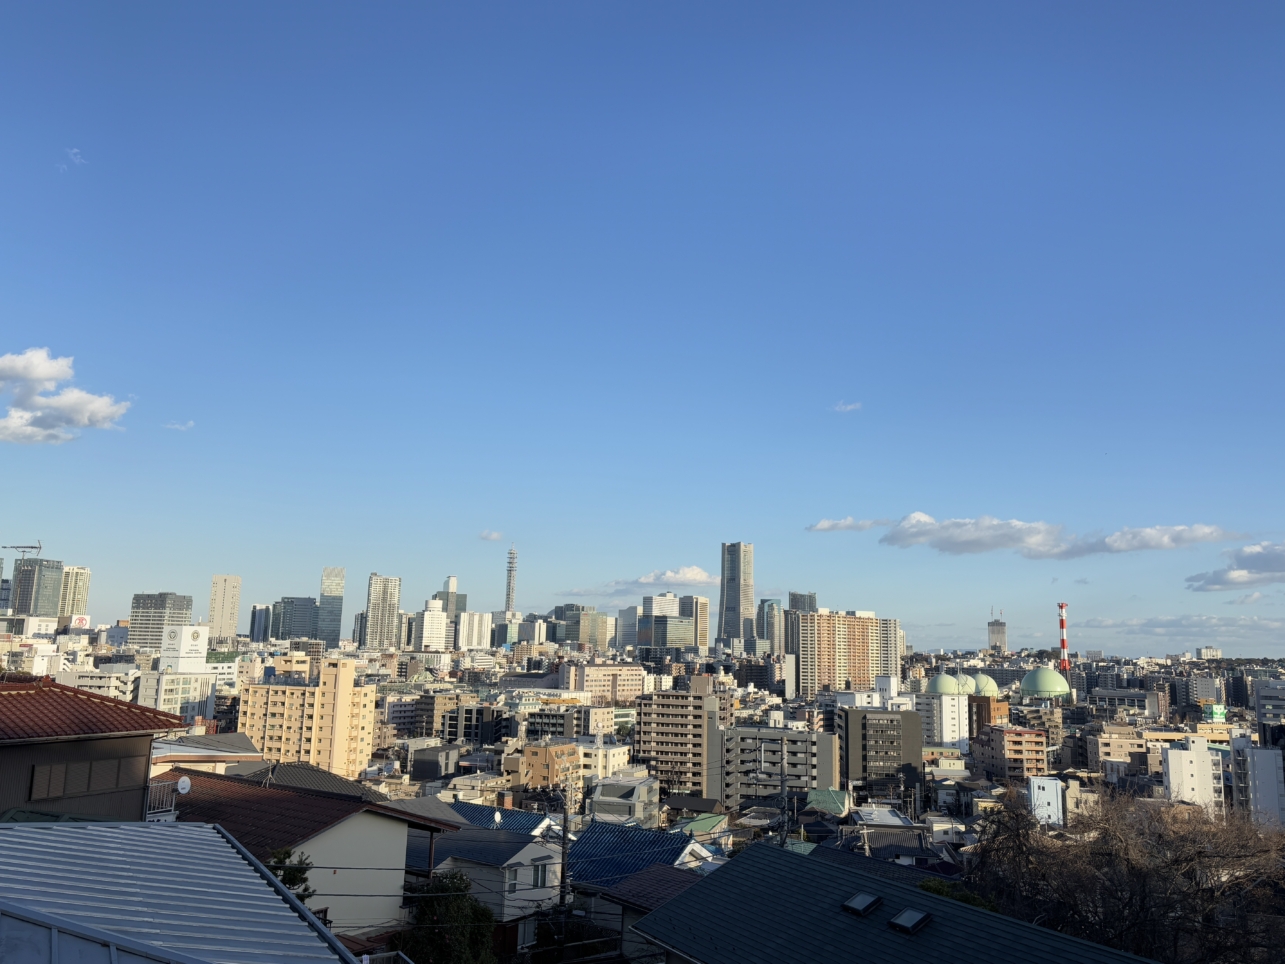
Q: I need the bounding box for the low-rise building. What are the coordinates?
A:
[588,764,662,827]
[972,724,1048,782]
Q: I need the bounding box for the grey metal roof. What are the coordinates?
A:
[221,761,388,802]
[0,822,355,964]
[382,795,468,829]
[632,843,1156,964]
[1,897,215,964]
[448,800,551,835]
[409,826,548,870]
[170,733,261,753]
[808,844,946,882]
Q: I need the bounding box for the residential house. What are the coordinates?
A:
[568,821,711,893]
[592,863,702,961]
[149,732,264,777]
[590,766,662,828]
[447,799,556,836]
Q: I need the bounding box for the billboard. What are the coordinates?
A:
[160,625,210,671]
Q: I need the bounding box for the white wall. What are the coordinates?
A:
[300,810,411,934]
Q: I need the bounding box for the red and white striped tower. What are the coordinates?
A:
[1057,602,1071,672]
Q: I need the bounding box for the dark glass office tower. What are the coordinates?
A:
[317,567,345,646]
[13,558,65,617]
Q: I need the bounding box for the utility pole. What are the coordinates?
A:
[778,735,788,847]
[559,781,574,908]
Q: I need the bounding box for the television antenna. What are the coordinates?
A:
[2,542,42,559]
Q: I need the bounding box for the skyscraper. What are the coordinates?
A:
[756,598,784,655]
[271,597,320,640]
[643,592,680,616]
[989,617,1008,655]
[432,576,467,621]
[679,595,710,652]
[207,575,241,639]
[876,617,905,678]
[788,591,818,613]
[58,566,91,617]
[249,604,271,643]
[318,567,345,646]
[364,573,402,649]
[505,546,517,613]
[786,609,878,700]
[128,592,194,654]
[13,558,64,618]
[0,558,9,613]
[717,542,755,644]
[617,605,641,651]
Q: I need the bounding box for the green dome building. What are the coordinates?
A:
[971,672,1000,697]
[1020,666,1071,700]
[925,673,960,695]
[953,673,977,695]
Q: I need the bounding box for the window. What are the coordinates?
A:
[507,867,519,894]
[531,863,549,888]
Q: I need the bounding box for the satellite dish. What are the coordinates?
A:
[493,810,503,825]
[176,776,192,795]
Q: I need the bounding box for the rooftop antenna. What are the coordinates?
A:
[2,542,42,559]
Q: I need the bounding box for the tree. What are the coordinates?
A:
[267,847,316,903]
[389,870,496,964]
[967,792,1285,964]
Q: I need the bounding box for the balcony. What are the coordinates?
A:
[146,781,178,822]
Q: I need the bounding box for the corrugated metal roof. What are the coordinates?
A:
[409,826,551,870]
[449,801,551,835]
[0,822,354,964]
[568,822,700,891]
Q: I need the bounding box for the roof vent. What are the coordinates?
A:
[841,892,882,917]
[888,908,932,934]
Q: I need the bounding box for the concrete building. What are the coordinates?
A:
[432,575,467,621]
[363,573,402,649]
[558,661,647,705]
[644,593,680,617]
[317,567,345,647]
[875,618,904,679]
[617,606,641,652]
[416,691,476,739]
[54,665,140,702]
[720,724,840,809]
[58,566,91,618]
[972,725,1049,782]
[716,542,755,644]
[588,765,661,827]
[988,617,1008,655]
[237,656,378,779]
[1255,680,1285,748]
[579,738,632,784]
[128,592,194,654]
[635,676,730,797]
[409,599,451,652]
[835,708,922,796]
[517,740,581,789]
[755,599,784,656]
[13,558,65,618]
[455,610,494,650]
[788,591,817,613]
[524,704,613,741]
[249,603,271,643]
[967,694,1009,739]
[1162,736,1223,816]
[1028,775,1064,826]
[137,670,217,725]
[680,596,710,653]
[206,575,240,640]
[788,610,878,700]
[158,624,210,674]
[1230,734,1285,826]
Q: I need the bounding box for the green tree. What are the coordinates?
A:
[267,847,316,903]
[390,870,496,964]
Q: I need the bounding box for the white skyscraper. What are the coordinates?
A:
[876,618,904,678]
[58,566,91,618]
[363,573,402,649]
[411,599,451,652]
[207,575,242,639]
[455,611,494,651]
[643,592,680,617]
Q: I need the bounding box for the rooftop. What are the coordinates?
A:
[0,677,183,743]
[408,825,549,871]
[449,800,552,835]
[599,862,702,913]
[222,761,388,802]
[0,821,354,964]
[569,821,704,891]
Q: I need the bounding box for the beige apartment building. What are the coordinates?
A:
[973,724,1048,783]
[785,610,878,700]
[237,656,377,779]
[559,660,647,705]
[635,676,731,797]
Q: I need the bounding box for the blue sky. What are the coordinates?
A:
[2,4,1283,656]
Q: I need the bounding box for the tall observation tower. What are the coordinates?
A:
[505,545,518,613]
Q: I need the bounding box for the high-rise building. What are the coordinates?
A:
[679,595,710,652]
[617,606,642,651]
[13,558,65,618]
[875,618,904,678]
[643,593,680,616]
[836,707,923,797]
[271,597,319,640]
[409,599,450,652]
[788,591,817,613]
[58,566,91,618]
[363,573,402,649]
[718,726,840,810]
[0,558,10,613]
[717,542,755,643]
[432,576,467,621]
[786,609,878,700]
[317,567,345,646]
[455,611,493,650]
[1230,734,1285,826]
[988,617,1008,655]
[249,604,271,643]
[505,545,517,613]
[128,592,194,654]
[237,656,378,779]
[637,614,695,662]
[973,724,1048,782]
[755,599,784,656]
[352,611,367,647]
[207,575,241,639]
[635,676,731,797]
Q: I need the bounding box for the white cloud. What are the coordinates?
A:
[66,148,87,165]
[806,517,889,532]
[479,530,503,541]
[833,401,862,413]
[561,565,718,599]
[810,510,1230,560]
[1083,613,1285,642]
[0,348,128,444]
[1187,542,1285,592]
[165,421,195,431]
[1228,592,1264,606]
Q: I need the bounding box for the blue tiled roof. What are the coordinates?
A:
[568,821,696,891]
[409,826,544,870]
[449,801,550,835]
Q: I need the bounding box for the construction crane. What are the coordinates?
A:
[1,542,41,559]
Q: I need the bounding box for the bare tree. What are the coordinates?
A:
[967,792,1285,964]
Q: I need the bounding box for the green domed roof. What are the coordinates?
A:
[1020,667,1071,699]
[971,673,1002,699]
[953,673,977,695]
[926,673,960,695]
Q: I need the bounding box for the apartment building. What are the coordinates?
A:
[1162,735,1223,816]
[518,740,582,790]
[972,724,1049,782]
[558,660,647,705]
[237,657,377,779]
[719,724,840,809]
[967,694,1009,739]
[635,676,731,797]
[415,690,477,738]
[785,610,877,700]
[835,708,922,795]
[524,704,613,741]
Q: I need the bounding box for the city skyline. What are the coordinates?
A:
[2,7,1282,657]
